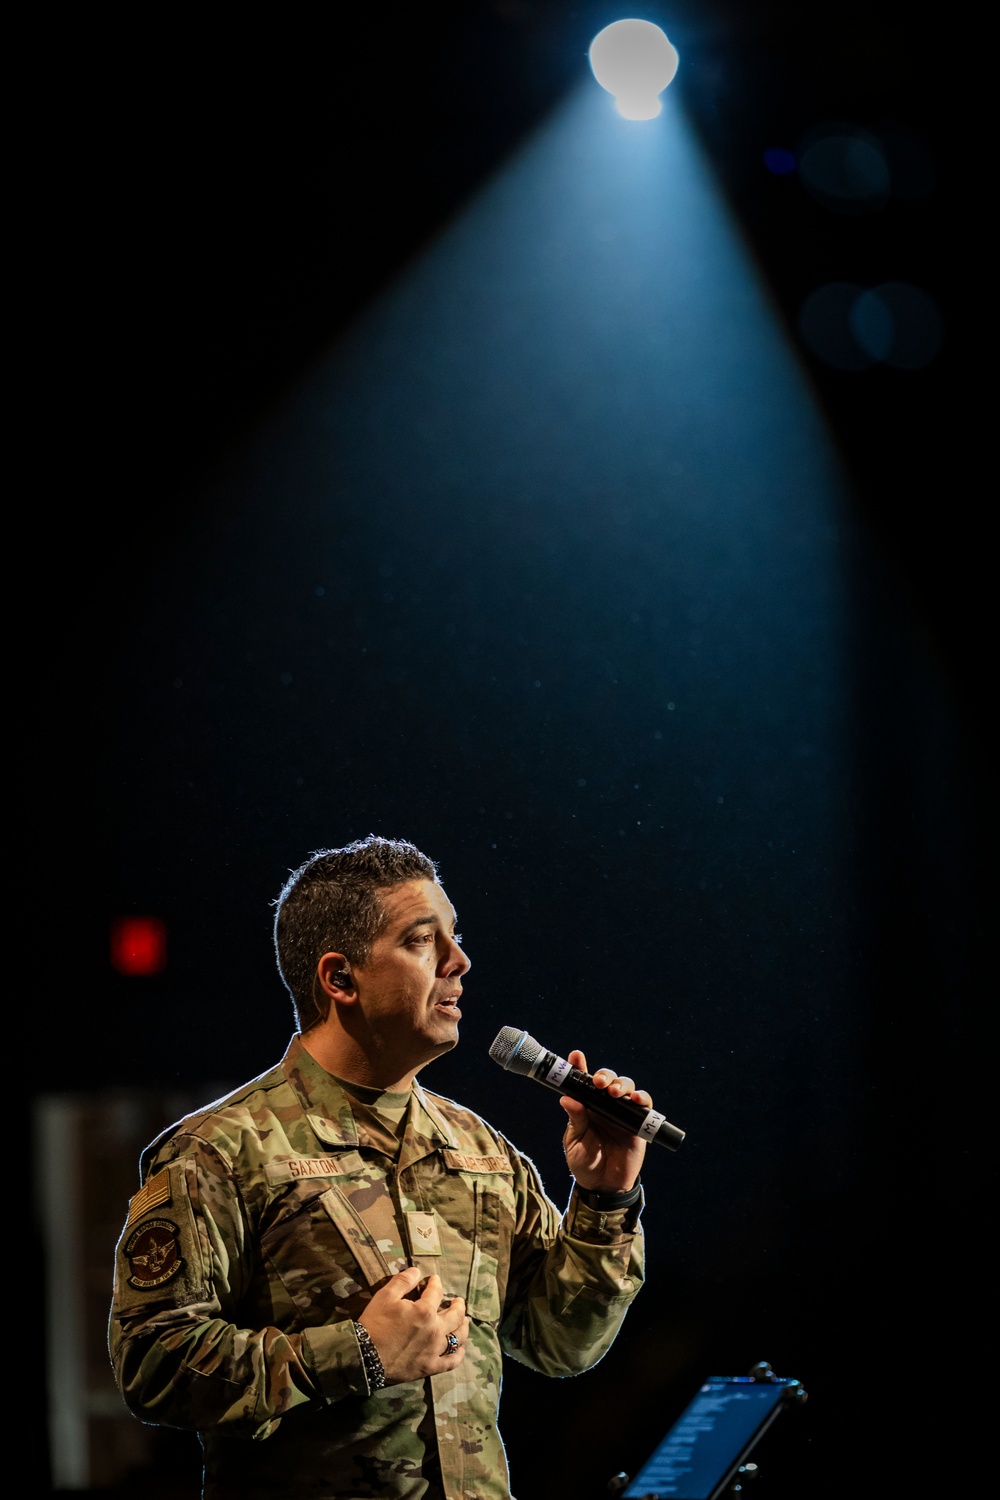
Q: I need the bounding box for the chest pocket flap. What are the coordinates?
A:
[319,1174,409,1285]
[261,1157,407,1323]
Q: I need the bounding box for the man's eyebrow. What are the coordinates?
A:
[397,914,458,938]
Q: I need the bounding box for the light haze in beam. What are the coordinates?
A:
[167,80,861,1232]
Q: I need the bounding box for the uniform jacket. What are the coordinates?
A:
[109,1035,644,1499]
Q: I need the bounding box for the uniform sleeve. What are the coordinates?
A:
[109,1138,371,1438]
[497,1142,645,1377]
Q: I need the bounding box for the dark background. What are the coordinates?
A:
[39,3,987,1497]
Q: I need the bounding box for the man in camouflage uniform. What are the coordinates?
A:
[110,836,651,1499]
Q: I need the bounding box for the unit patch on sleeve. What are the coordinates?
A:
[124,1218,185,1289]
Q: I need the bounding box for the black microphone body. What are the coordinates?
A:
[489,1026,685,1151]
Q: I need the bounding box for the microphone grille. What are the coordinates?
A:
[489,1027,543,1075]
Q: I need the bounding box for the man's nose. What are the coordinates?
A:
[441,936,470,975]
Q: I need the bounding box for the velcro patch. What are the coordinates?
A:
[441,1151,513,1174]
[405,1210,442,1254]
[265,1155,359,1185]
[126,1168,172,1227]
[124,1218,184,1290]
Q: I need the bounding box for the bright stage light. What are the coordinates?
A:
[588,19,679,120]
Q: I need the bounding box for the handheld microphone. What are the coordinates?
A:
[488,1026,685,1151]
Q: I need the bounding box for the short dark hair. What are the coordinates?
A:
[272,835,438,1032]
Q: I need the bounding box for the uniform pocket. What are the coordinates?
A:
[319,1183,404,1285]
[468,1179,507,1323]
[428,1170,514,1325]
[260,1167,406,1325]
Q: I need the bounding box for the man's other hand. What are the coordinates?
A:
[358,1267,469,1384]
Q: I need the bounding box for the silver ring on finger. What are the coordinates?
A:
[444,1332,459,1355]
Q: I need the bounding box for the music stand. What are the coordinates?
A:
[608,1361,808,1499]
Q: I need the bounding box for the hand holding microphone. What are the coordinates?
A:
[489,1027,685,1195]
[559,1046,652,1193]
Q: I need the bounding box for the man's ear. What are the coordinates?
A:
[316,952,356,1001]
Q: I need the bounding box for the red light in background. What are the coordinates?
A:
[111,916,168,976]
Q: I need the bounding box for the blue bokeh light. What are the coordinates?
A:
[763,147,796,175]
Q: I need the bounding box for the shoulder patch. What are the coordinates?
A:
[126,1167,172,1227]
[124,1218,185,1289]
[441,1150,514,1174]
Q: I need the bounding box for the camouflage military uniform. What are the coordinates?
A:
[110,1035,644,1499]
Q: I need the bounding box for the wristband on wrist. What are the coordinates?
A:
[576,1181,642,1212]
[353,1320,386,1391]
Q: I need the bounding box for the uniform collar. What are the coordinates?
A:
[409,1081,460,1152]
[282,1034,459,1157]
[282,1034,360,1148]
